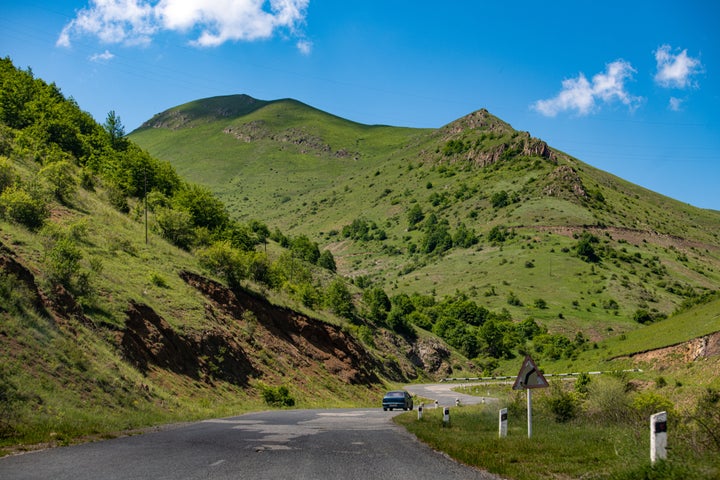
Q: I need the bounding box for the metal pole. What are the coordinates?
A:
[144,168,148,245]
[527,389,533,438]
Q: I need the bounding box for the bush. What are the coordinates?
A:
[631,391,675,420]
[260,384,295,407]
[692,388,720,452]
[0,185,48,229]
[584,376,632,424]
[546,385,580,423]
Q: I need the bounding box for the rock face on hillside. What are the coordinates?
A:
[543,165,588,199]
[179,270,382,385]
[434,110,556,167]
[223,121,358,159]
[624,332,720,364]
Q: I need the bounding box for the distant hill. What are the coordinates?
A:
[131,94,720,345]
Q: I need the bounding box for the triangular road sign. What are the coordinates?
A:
[512,355,549,390]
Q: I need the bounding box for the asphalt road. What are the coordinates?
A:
[1,394,500,479]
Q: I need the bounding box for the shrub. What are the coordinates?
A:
[45,237,82,287]
[631,391,675,420]
[260,384,295,407]
[0,185,48,229]
[546,385,580,423]
[39,160,77,203]
[584,376,632,424]
[148,271,169,288]
[692,388,720,452]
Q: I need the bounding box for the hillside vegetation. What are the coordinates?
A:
[1,56,719,458]
[1,58,465,452]
[131,93,720,364]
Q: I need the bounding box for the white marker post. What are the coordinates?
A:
[443,407,450,427]
[527,389,533,438]
[499,408,508,438]
[417,404,423,420]
[650,411,668,464]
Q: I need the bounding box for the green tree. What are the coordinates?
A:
[491,190,509,208]
[318,249,336,272]
[363,287,391,322]
[407,204,424,229]
[290,234,320,264]
[197,241,246,289]
[155,207,195,249]
[173,183,229,232]
[325,278,354,318]
[576,232,600,263]
[103,110,127,150]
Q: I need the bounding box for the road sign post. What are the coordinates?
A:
[512,355,549,438]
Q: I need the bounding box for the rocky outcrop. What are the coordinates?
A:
[223,121,358,159]
[180,270,381,385]
[543,165,587,199]
[121,300,254,385]
[623,332,720,364]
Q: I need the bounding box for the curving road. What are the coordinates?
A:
[0,394,500,479]
[404,382,496,407]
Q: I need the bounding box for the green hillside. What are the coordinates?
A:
[131,95,720,348]
[2,58,454,452]
[2,57,719,457]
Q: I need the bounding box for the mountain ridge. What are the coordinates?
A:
[129,93,720,344]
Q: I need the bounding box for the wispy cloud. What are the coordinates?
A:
[668,97,684,112]
[57,0,309,51]
[654,45,703,89]
[533,60,642,117]
[296,39,312,55]
[89,49,116,62]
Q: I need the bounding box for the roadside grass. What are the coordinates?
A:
[395,401,719,479]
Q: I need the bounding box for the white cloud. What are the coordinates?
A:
[57,0,309,50]
[668,96,684,112]
[654,45,702,89]
[89,49,116,62]
[533,60,641,117]
[296,39,312,55]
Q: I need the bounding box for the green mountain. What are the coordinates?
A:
[131,94,720,346]
[2,58,719,455]
[2,59,457,452]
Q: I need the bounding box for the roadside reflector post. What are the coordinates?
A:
[527,389,533,438]
[651,411,668,464]
[417,405,423,420]
[443,407,450,427]
[499,408,508,438]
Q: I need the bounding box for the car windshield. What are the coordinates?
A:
[385,392,404,397]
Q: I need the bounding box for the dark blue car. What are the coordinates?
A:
[382,390,413,411]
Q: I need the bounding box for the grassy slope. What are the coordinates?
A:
[130,95,720,346]
[0,169,384,453]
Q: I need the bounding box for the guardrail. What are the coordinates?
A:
[440,368,643,382]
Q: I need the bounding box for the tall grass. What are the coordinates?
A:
[395,384,720,479]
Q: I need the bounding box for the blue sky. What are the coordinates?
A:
[2,1,718,210]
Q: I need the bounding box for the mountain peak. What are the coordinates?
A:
[136,94,270,131]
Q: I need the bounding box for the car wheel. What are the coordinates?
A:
[383,408,387,411]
